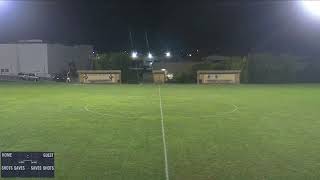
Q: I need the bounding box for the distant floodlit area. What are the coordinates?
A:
[301,0,320,17]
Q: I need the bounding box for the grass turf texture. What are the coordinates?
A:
[0,83,320,179]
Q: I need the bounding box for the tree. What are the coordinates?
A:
[93,52,131,82]
[247,53,297,83]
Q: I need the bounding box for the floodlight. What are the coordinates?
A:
[301,0,320,17]
[165,52,171,57]
[0,0,6,6]
[131,51,138,59]
[0,0,8,10]
[167,73,174,80]
[148,52,153,59]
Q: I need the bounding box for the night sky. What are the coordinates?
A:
[0,0,320,55]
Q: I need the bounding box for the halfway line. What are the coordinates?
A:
[158,85,170,180]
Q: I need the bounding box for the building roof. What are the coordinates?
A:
[203,55,229,61]
[152,70,166,74]
[197,70,241,74]
[0,40,93,47]
[78,70,121,74]
[18,40,43,43]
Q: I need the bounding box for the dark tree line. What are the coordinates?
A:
[246,53,320,83]
[92,52,320,83]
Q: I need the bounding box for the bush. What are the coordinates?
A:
[247,53,297,83]
[173,72,193,83]
[93,53,131,82]
[171,57,248,83]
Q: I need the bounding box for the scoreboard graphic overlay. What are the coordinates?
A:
[1,152,54,178]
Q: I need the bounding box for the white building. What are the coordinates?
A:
[0,40,93,77]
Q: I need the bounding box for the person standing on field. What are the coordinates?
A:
[66,70,71,83]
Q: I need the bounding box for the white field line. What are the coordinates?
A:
[225,104,239,114]
[162,103,239,118]
[84,104,113,117]
[84,104,131,118]
[84,104,135,118]
[158,86,170,180]
[189,104,239,118]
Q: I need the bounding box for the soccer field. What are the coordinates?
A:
[1,83,320,180]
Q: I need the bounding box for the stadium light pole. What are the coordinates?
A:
[165,51,171,58]
[131,51,138,59]
[301,0,320,17]
[0,0,8,8]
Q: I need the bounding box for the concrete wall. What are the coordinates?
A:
[201,74,236,84]
[17,44,48,77]
[153,73,165,84]
[0,44,19,75]
[0,43,93,77]
[0,43,48,76]
[78,71,121,84]
[47,44,93,74]
[198,73,240,84]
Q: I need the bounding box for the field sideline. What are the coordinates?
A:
[1,83,320,179]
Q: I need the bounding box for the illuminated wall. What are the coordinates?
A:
[0,42,93,77]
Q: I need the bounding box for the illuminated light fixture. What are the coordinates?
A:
[0,0,7,6]
[165,51,171,57]
[131,51,138,59]
[148,52,153,59]
[301,0,320,17]
[188,54,192,57]
[167,73,174,80]
[161,69,166,71]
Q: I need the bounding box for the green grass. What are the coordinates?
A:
[1,83,320,179]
